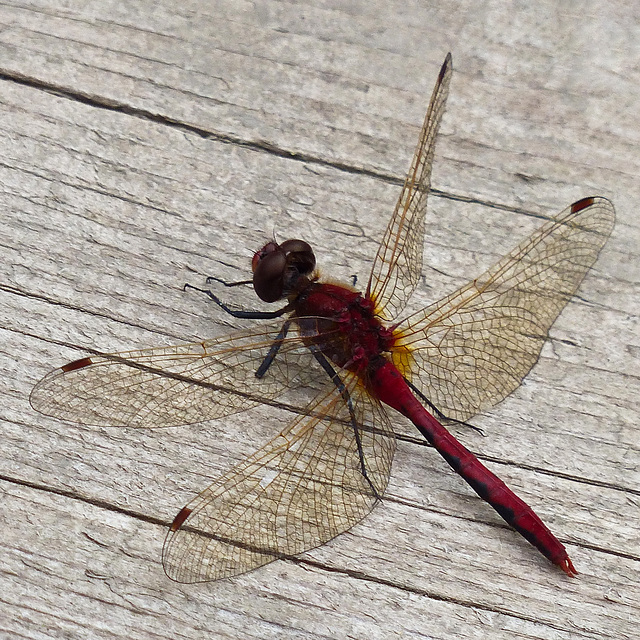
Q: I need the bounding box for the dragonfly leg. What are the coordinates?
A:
[255,320,292,379]
[205,275,253,288]
[404,378,485,436]
[183,283,289,319]
[309,345,383,501]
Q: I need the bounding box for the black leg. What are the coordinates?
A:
[309,345,382,501]
[183,283,289,319]
[404,377,485,436]
[205,275,253,288]
[255,320,292,379]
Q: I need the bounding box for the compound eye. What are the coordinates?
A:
[280,239,312,254]
[252,249,287,302]
[280,239,316,277]
[251,241,279,273]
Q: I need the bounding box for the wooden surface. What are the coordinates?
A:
[1,1,638,638]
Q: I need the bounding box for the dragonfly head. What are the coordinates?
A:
[252,239,316,302]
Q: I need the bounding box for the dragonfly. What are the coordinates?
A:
[30,53,615,583]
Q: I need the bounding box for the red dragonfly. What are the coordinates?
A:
[31,53,615,583]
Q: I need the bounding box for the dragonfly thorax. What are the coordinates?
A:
[294,283,396,372]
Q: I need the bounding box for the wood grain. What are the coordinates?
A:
[1,1,638,638]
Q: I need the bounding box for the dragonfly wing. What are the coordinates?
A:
[162,374,395,582]
[366,53,452,321]
[394,196,615,422]
[30,320,327,428]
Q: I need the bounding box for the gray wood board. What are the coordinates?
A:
[1,1,638,638]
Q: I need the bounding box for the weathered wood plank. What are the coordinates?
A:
[1,0,638,638]
[12,479,631,640]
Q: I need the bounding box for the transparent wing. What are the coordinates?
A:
[30,320,331,428]
[162,372,395,582]
[392,196,615,422]
[366,53,452,321]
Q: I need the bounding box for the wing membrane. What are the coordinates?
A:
[366,53,452,320]
[162,373,395,582]
[394,196,615,421]
[30,320,330,428]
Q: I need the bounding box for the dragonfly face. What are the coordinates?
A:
[251,239,316,302]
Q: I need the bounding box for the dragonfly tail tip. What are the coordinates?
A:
[560,556,578,578]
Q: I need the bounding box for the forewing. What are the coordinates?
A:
[30,320,326,428]
[162,374,395,582]
[366,53,452,321]
[393,197,615,422]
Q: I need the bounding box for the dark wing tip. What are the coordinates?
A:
[30,357,95,417]
[570,195,615,218]
[570,197,596,214]
[170,506,193,532]
[440,53,453,80]
[61,357,94,373]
